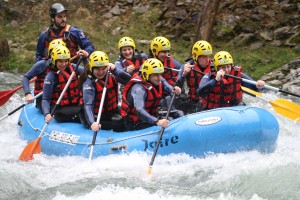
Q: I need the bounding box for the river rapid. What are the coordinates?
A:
[0,72,299,200]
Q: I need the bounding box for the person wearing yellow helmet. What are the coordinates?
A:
[115,36,147,75]
[42,45,85,123]
[115,37,148,105]
[22,39,67,111]
[149,36,182,86]
[78,51,128,132]
[181,40,214,97]
[197,51,265,109]
[36,3,94,64]
[175,40,214,114]
[120,58,182,131]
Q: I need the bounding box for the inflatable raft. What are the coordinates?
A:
[17,104,279,158]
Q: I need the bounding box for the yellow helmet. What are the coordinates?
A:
[51,45,70,65]
[48,39,66,56]
[192,40,212,61]
[88,51,110,72]
[118,37,136,50]
[141,58,164,81]
[214,51,233,68]
[150,36,171,57]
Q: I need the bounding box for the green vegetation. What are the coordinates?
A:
[215,45,299,80]
[0,5,299,80]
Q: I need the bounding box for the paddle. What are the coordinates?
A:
[147,91,177,174]
[242,86,300,122]
[0,77,37,107]
[88,71,110,161]
[0,92,43,122]
[164,67,181,72]
[225,74,300,98]
[19,57,83,161]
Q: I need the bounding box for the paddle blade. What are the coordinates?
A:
[19,137,41,161]
[147,166,152,174]
[270,99,300,122]
[0,77,36,106]
[0,88,20,106]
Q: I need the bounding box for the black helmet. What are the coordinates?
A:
[49,3,68,18]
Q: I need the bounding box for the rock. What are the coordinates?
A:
[110,5,121,15]
[103,21,111,28]
[133,5,149,14]
[8,20,18,27]
[259,31,273,41]
[285,32,300,46]
[293,44,300,52]
[112,27,122,35]
[136,40,152,45]
[231,33,256,46]
[274,26,294,40]
[271,40,282,46]
[249,41,264,50]
[174,9,187,20]
[265,10,276,18]
[262,57,300,95]
[250,14,262,22]
[282,3,298,12]
[103,12,113,19]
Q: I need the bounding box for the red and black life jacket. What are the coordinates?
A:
[162,55,178,86]
[45,24,78,58]
[120,74,162,124]
[51,65,82,106]
[121,56,144,75]
[186,61,213,101]
[93,73,118,114]
[201,66,243,109]
[34,61,51,96]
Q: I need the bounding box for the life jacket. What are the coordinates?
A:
[51,65,82,106]
[186,60,213,101]
[162,55,178,86]
[120,74,162,124]
[93,73,118,114]
[201,66,243,109]
[45,24,78,58]
[121,53,145,75]
[34,60,51,96]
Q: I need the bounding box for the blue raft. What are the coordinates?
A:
[17,104,279,158]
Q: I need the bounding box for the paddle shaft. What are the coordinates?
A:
[19,57,82,161]
[148,92,176,174]
[225,74,300,98]
[165,67,181,72]
[0,92,43,122]
[192,67,205,76]
[88,71,110,161]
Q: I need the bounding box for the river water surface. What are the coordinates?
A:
[0,72,299,200]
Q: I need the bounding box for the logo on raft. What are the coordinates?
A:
[142,136,178,151]
[195,117,222,126]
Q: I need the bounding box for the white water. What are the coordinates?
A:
[0,72,299,200]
